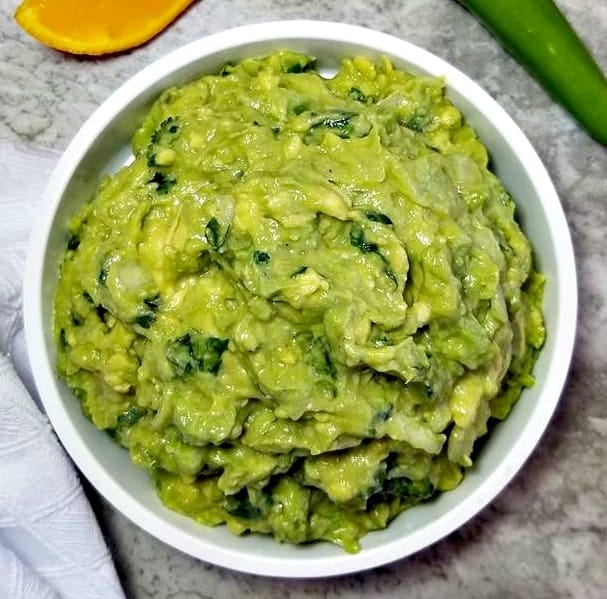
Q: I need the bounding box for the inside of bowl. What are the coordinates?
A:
[33,26,573,575]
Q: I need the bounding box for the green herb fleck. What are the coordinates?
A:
[117,406,147,428]
[404,114,426,132]
[285,57,316,73]
[350,224,379,254]
[373,335,393,348]
[375,405,393,422]
[290,266,308,277]
[143,295,161,311]
[253,251,270,264]
[384,477,435,500]
[385,268,398,288]
[351,225,398,287]
[224,489,263,519]
[349,87,366,102]
[311,111,356,139]
[67,234,80,251]
[167,331,230,376]
[205,217,228,250]
[150,117,179,145]
[365,210,392,225]
[98,265,108,286]
[147,117,179,165]
[148,172,176,194]
[135,313,156,329]
[306,335,336,379]
[96,304,109,323]
[146,146,157,167]
[219,62,235,76]
[291,103,308,116]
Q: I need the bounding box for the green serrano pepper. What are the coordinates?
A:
[456,0,607,144]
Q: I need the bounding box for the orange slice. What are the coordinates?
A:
[14,0,196,55]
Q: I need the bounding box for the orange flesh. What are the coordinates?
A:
[15,0,195,55]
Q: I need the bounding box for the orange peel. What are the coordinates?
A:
[14,0,196,55]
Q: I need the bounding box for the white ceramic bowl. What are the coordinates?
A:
[23,21,577,577]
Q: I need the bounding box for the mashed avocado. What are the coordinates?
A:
[54,51,545,553]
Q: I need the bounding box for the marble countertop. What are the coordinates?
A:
[2,0,606,596]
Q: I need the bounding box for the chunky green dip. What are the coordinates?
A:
[55,51,545,553]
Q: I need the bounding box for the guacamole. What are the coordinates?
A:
[54,51,545,553]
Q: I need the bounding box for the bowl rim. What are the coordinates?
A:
[23,20,577,577]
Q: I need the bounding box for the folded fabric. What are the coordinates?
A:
[0,142,125,599]
[0,541,58,599]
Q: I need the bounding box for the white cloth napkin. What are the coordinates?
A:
[0,142,126,599]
